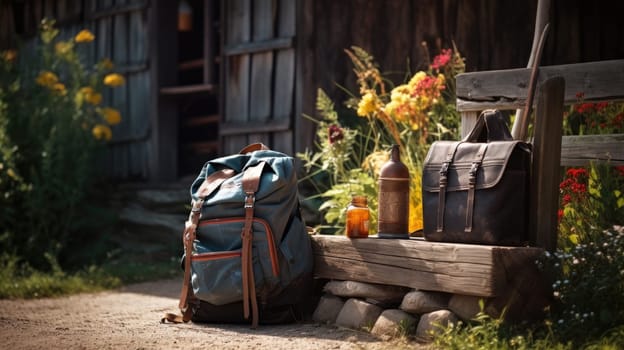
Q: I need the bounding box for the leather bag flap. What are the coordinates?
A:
[422,140,529,192]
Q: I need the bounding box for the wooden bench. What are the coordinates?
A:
[310,59,624,319]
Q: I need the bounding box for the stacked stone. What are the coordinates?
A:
[312,280,492,342]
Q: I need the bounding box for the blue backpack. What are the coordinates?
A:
[163,144,314,327]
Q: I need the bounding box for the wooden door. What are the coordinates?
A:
[221,0,297,155]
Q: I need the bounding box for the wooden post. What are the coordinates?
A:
[529,76,565,251]
[460,111,479,138]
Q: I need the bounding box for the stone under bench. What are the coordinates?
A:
[309,235,552,340]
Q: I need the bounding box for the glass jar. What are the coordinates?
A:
[345,195,370,238]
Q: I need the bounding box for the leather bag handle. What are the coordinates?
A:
[239,143,270,154]
[462,110,513,143]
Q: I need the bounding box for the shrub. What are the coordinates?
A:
[0,19,124,270]
[539,226,624,343]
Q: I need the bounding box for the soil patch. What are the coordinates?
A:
[0,278,429,349]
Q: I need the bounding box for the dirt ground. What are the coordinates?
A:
[0,278,429,350]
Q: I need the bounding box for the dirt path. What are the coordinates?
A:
[0,278,428,349]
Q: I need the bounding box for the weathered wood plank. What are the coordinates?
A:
[249,0,274,144]
[273,0,296,155]
[272,130,293,155]
[224,37,293,56]
[530,77,565,251]
[311,235,544,298]
[223,135,248,155]
[219,119,290,136]
[88,1,147,20]
[223,0,251,154]
[459,111,478,139]
[456,60,624,112]
[294,0,315,155]
[561,134,624,166]
[112,9,129,178]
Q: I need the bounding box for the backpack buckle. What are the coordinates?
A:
[244,192,255,209]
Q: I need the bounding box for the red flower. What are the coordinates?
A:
[328,124,344,144]
[576,103,595,114]
[562,194,572,205]
[571,183,587,194]
[596,101,609,112]
[575,92,585,100]
[413,75,444,99]
[560,178,572,189]
[431,49,452,70]
[566,168,588,179]
[616,166,624,177]
[558,209,564,222]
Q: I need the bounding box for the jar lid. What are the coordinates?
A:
[351,195,368,206]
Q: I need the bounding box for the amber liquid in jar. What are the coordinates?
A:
[345,195,370,238]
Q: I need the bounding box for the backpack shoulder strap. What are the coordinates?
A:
[240,162,266,328]
[162,168,237,324]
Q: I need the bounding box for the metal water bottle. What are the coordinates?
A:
[377,145,410,239]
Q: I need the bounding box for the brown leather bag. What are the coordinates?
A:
[421,110,531,245]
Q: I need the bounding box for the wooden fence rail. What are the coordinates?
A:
[456,59,624,166]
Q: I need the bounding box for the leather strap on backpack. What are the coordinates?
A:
[162,168,237,324]
[240,162,266,328]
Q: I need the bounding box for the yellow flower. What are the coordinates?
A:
[1,49,17,62]
[408,71,427,88]
[409,178,424,233]
[55,41,73,55]
[75,29,95,43]
[437,73,446,86]
[103,73,125,87]
[101,107,122,125]
[362,151,389,175]
[99,58,114,70]
[51,83,67,96]
[384,85,412,122]
[79,86,102,105]
[92,124,112,141]
[7,168,18,180]
[357,91,379,117]
[36,71,59,87]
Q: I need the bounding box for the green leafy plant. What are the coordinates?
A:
[433,301,571,350]
[0,19,125,270]
[539,226,624,343]
[299,45,464,234]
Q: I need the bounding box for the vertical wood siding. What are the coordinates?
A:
[87,0,150,180]
[222,0,297,155]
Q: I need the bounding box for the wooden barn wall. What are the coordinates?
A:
[300,0,624,154]
[4,0,624,181]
